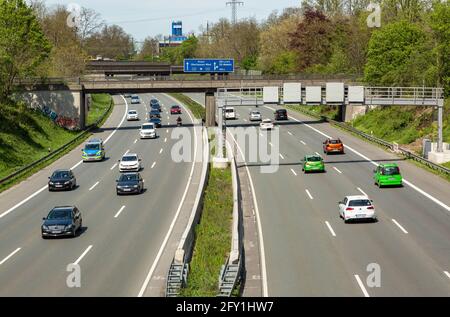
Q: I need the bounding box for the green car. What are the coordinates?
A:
[374,163,403,187]
[302,155,325,173]
[82,138,105,162]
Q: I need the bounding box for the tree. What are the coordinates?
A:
[364,20,430,85]
[137,36,160,61]
[77,7,104,47]
[85,25,135,60]
[0,0,51,100]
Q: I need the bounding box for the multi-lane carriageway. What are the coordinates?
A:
[186,93,450,297]
[0,93,203,296]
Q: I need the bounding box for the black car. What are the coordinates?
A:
[150,99,159,106]
[42,206,82,238]
[151,103,162,112]
[275,109,288,121]
[149,117,162,128]
[149,109,161,118]
[48,169,76,191]
[116,173,144,195]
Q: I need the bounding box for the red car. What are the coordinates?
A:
[170,105,182,115]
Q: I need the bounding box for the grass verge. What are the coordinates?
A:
[180,164,233,297]
[169,93,206,121]
[86,94,113,127]
[0,94,113,193]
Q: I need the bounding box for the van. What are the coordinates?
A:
[225,107,236,120]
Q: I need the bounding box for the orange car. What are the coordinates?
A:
[323,138,345,154]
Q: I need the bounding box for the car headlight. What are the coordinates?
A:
[65,224,73,230]
[49,182,54,185]
[133,185,139,188]
[96,151,102,156]
[42,225,49,230]
[64,181,71,185]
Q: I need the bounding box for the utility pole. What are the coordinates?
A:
[226,0,244,24]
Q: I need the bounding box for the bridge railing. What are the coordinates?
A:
[365,87,444,100]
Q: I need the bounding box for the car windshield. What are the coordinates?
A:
[382,166,400,175]
[225,109,234,113]
[151,118,160,122]
[151,110,159,113]
[142,124,154,130]
[349,200,372,207]
[330,140,341,144]
[52,171,70,179]
[122,156,137,162]
[263,119,271,123]
[85,143,100,150]
[172,106,180,109]
[48,209,72,220]
[128,111,137,114]
[252,111,260,115]
[119,174,138,182]
[307,156,322,162]
[277,110,287,114]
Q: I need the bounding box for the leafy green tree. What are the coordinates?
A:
[364,20,429,85]
[0,0,51,101]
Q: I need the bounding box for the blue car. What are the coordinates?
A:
[149,109,161,118]
[82,139,105,162]
[151,103,162,112]
[149,117,162,128]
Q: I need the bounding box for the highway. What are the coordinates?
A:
[226,104,450,296]
[0,93,202,296]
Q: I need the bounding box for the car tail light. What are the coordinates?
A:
[367,206,374,210]
[346,207,354,211]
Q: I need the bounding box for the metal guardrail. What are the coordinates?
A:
[218,157,243,297]
[0,99,114,187]
[293,107,450,175]
[166,127,210,297]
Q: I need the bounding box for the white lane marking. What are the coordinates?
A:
[325,221,337,237]
[357,187,368,197]
[269,142,273,147]
[124,150,130,156]
[167,116,170,120]
[315,152,321,156]
[392,219,409,234]
[300,140,306,145]
[0,186,46,219]
[104,96,129,144]
[290,169,297,176]
[333,167,343,174]
[134,139,137,144]
[138,93,198,297]
[114,206,126,218]
[289,115,450,213]
[73,245,93,266]
[227,130,269,297]
[159,148,163,154]
[279,154,285,160]
[287,131,293,136]
[0,248,21,266]
[164,138,167,143]
[354,274,370,297]
[89,181,99,191]
[166,129,169,133]
[444,271,450,280]
[243,119,248,122]
[110,163,118,170]
[259,132,264,137]
[264,106,276,111]
[70,160,83,170]
[305,189,314,200]
[151,162,156,169]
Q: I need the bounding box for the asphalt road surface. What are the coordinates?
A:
[0,93,201,296]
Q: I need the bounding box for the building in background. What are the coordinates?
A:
[159,21,188,48]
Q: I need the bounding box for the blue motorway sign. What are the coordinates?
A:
[184,59,235,73]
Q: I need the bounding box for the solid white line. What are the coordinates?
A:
[357,187,368,197]
[269,142,273,147]
[300,140,306,145]
[333,167,343,174]
[137,93,198,297]
[444,271,450,279]
[289,114,450,213]
[287,131,293,136]
[325,221,337,237]
[104,96,129,144]
[0,248,21,265]
[305,189,314,200]
[279,154,285,160]
[159,148,163,154]
[110,163,118,170]
[290,169,297,176]
[392,219,409,234]
[0,186,46,219]
[73,245,93,266]
[151,162,156,169]
[227,130,269,297]
[114,206,126,218]
[164,138,167,143]
[89,181,99,191]
[354,274,370,297]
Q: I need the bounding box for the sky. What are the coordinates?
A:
[43,0,301,41]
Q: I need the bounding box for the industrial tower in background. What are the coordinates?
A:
[226,0,244,24]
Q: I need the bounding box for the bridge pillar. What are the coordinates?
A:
[340,104,367,122]
[80,90,86,130]
[205,91,216,127]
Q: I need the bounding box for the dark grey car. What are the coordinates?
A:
[116,173,144,195]
[42,206,82,239]
[48,169,77,191]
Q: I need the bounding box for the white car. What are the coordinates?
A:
[260,119,274,130]
[131,95,140,104]
[127,110,139,121]
[224,107,236,120]
[139,123,157,139]
[119,153,141,172]
[249,110,262,121]
[338,195,377,223]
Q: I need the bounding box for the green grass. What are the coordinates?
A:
[86,94,113,127]
[0,94,113,192]
[169,93,205,121]
[181,165,233,297]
